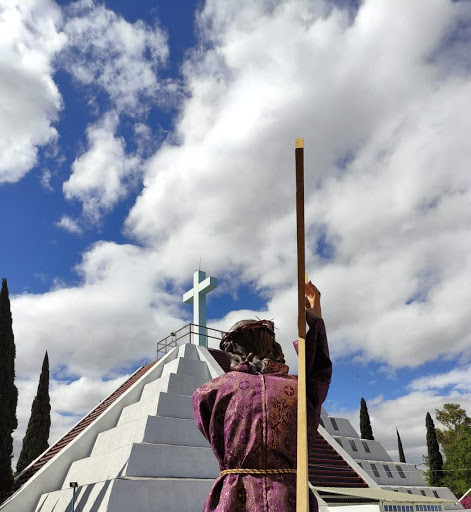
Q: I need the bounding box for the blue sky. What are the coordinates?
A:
[1,0,471,465]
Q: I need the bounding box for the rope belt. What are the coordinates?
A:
[220,469,296,476]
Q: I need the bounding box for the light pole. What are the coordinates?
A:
[70,482,78,512]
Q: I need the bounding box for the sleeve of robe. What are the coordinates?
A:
[294,313,332,432]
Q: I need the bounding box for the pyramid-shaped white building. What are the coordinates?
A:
[0,333,463,511]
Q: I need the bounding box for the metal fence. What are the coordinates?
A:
[156,323,227,360]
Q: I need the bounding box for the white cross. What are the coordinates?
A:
[183,270,218,347]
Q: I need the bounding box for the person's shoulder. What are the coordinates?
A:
[216,370,256,385]
[194,371,239,392]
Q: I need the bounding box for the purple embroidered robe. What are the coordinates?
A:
[193,317,332,512]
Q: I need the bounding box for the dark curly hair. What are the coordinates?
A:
[219,319,285,372]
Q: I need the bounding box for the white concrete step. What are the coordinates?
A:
[176,343,201,360]
[63,443,219,488]
[36,480,114,512]
[140,372,208,401]
[92,415,208,456]
[37,478,214,512]
[161,357,211,380]
[117,392,194,426]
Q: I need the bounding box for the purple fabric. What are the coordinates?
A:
[193,318,332,512]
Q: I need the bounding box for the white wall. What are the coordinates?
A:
[333,436,392,462]
[320,415,360,438]
[360,461,426,486]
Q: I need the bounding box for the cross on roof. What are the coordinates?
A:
[183,270,218,347]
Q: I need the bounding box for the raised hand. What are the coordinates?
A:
[305,280,322,319]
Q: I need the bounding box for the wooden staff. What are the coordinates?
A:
[295,138,309,511]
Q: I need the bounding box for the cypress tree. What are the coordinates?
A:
[360,397,374,440]
[396,428,406,463]
[0,278,18,502]
[16,352,51,474]
[426,412,444,486]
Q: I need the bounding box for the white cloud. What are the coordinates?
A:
[40,169,53,191]
[409,365,471,393]
[0,0,65,183]
[49,375,130,416]
[62,113,142,225]
[11,241,183,380]
[56,215,83,234]
[62,0,170,113]
[58,0,175,226]
[124,0,471,368]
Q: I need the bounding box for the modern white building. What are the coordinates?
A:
[318,408,462,510]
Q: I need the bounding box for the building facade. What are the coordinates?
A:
[319,407,462,510]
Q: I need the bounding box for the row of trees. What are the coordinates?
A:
[360,397,471,499]
[0,279,51,503]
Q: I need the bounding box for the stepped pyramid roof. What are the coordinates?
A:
[12,361,158,494]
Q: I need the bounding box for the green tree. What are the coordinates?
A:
[0,278,18,502]
[360,397,374,440]
[16,352,51,475]
[435,403,471,498]
[435,403,471,453]
[396,428,406,463]
[442,430,471,498]
[426,412,443,486]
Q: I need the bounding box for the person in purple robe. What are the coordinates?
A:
[193,282,332,512]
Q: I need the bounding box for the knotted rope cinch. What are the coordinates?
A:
[220,469,296,476]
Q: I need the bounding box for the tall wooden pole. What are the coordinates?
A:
[295,138,309,511]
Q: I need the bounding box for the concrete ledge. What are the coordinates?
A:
[63,443,219,486]
[118,392,194,426]
[177,343,201,360]
[161,357,211,380]
[62,444,132,488]
[142,416,207,448]
[108,478,214,512]
[92,417,148,456]
[140,373,208,401]
[126,444,219,479]
[92,416,207,455]
[36,478,214,512]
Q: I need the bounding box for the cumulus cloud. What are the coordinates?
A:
[40,169,54,191]
[56,214,83,234]
[62,113,142,225]
[58,0,176,227]
[49,374,130,416]
[409,365,471,393]
[125,0,471,368]
[0,0,65,183]
[62,0,170,113]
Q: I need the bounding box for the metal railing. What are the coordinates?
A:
[156,323,227,360]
